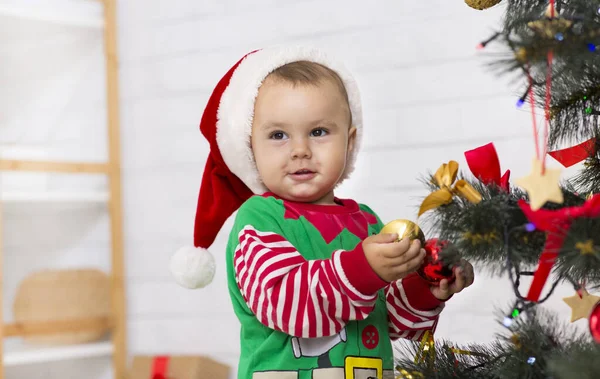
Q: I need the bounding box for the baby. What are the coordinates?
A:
[171,46,474,379]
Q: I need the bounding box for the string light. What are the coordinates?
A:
[477,32,501,50]
[517,84,532,108]
[503,302,523,328]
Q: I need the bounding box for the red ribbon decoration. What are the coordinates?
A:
[518,194,600,302]
[151,356,170,379]
[464,142,511,192]
[548,137,598,168]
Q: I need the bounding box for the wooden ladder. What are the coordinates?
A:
[0,0,127,378]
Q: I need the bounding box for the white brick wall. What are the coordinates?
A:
[1,1,589,378]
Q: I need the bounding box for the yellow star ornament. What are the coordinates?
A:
[576,240,595,255]
[515,158,564,211]
[563,289,600,322]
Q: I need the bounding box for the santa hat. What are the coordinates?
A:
[170,46,364,289]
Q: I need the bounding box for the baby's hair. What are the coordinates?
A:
[267,61,352,126]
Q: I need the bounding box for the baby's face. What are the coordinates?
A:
[251,76,355,204]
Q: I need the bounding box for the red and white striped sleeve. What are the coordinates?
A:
[234,225,389,339]
[385,273,445,341]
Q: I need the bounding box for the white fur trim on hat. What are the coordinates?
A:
[216,46,363,194]
[170,246,215,289]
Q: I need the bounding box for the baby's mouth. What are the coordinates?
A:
[289,169,316,180]
[293,169,314,175]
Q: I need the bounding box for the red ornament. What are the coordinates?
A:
[589,301,600,343]
[418,238,456,286]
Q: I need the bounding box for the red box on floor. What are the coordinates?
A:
[129,355,230,379]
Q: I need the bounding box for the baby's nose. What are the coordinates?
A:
[291,139,311,159]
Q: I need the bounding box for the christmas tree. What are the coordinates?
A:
[394,1,600,378]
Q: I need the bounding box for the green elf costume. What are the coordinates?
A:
[170,46,445,379]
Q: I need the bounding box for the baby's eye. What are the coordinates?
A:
[311,128,328,137]
[270,131,287,140]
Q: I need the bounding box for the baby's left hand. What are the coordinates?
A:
[430,259,474,301]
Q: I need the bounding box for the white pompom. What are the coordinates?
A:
[170,246,216,289]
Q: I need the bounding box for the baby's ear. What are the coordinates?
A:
[347,126,357,152]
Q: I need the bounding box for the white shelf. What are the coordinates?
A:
[4,341,113,366]
[1,191,109,203]
[0,1,104,29]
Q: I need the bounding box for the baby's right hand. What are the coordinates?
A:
[362,233,426,282]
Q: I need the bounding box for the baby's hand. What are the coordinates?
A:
[362,234,426,282]
[430,259,474,301]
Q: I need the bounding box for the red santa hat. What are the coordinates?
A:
[170,46,364,289]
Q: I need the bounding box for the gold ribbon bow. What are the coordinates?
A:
[418,160,482,217]
[396,369,425,379]
[392,330,435,378]
[414,330,435,365]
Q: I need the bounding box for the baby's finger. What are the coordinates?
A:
[400,248,426,268]
[381,237,416,258]
[406,239,422,256]
[463,262,475,287]
[388,238,421,258]
[451,267,466,292]
[392,250,425,276]
[386,244,424,267]
[439,279,449,292]
[370,233,399,244]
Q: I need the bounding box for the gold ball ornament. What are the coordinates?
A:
[379,219,426,246]
[465,0,502,10]
[380,219,457,286]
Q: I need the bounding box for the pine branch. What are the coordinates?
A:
[569,145,600,195]
[419,173,585,275]
[492,308,573,379]
[554,214,600,284]
[545,81,600,148]
[394,338,500,378]
[481,0,600,146]
[547,343,600,379]
[420,173,538,274]
[394,307,597,379]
